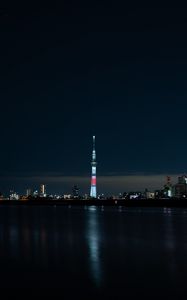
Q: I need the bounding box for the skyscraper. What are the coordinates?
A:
[90,136,97,198]
[40,184,46,197]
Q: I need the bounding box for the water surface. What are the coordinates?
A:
[0,205,187,297]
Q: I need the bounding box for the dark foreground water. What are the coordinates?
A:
[0,205,187,297]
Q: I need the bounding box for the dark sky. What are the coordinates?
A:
[1,3,187,194]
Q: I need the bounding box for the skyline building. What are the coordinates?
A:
[40,184,46,197]
[26,188,32,197]
[72,185,79,198]
[174,175,187,198]
[90,135,97,198]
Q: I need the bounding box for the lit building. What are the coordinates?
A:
[33,190,38,197]
[9,191,19,200]
[174,175,187,198]
[145,191,155,199]
[163,176,173,197]
[90,136,97,198]
[40,184,46,197]
[64,194,71,199]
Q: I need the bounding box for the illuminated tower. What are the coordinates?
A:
[90,136,97,198]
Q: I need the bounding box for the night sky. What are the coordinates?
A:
[1,3,187,194]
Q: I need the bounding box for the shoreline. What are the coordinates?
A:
[1,198,187,207]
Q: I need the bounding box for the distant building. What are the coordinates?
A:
[155,190,165,199]
[178,175,187,184]
[40,184,46,197]
[145,191,155,199]
[33,190,39,197]
[9,191,19,200]
[122,192,128,199]
[162,176,173,197]
[64,194,71,199]
[173,175,187,198]
[26,188,33,197]
[174,184,187,198]
[72,185,79,198]
[128,192,142,199]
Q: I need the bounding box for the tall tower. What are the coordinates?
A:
[90,135,97,198]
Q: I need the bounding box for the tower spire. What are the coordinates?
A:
[93,135,95,150]
[90,135,97,198]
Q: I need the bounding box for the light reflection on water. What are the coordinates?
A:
[86,208,102,287]
[0,205,187,296]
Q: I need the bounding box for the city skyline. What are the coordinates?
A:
[1,172,187,196]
